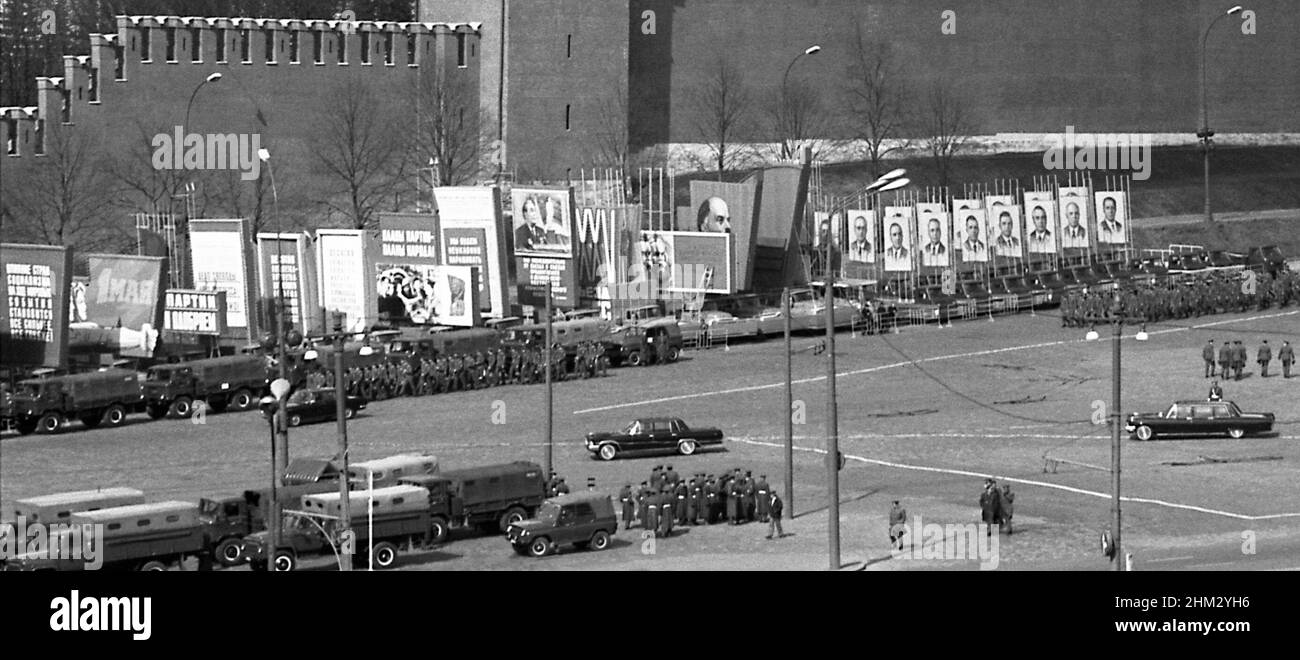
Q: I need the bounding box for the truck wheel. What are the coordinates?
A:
[372,542,399,568]
[101,404,127,427]
[36,413,62,434]
[590,529,611,551]
[139,560,169,571]
[429,517,450,544]
[272,551,296,572]
[344,407,356,420]
[1134,425,1155,441]
[627,351,644,367]
[598,443,618,461]
[1227,427,1245,439]
[678,440,698,456]
[529,537,551,557]
[230,389,254,411]
[146,404,167,420]
[215,538,244,567]
[170,397,194,419]
[499,506,528,532]
[288,414,303,427]
[667,346,681,362]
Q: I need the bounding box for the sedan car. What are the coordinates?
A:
[585,417,724,461]
[1126,400,1274,441]
[261,387,366,427]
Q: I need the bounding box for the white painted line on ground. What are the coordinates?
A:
[575,310,1300,415]
[731,436,1300,522]
[1146,556,1195,563]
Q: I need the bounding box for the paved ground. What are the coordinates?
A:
[2,305,1297,571]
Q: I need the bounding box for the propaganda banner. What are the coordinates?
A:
[953,199,988,264]
[916,203,951,269]
[84,254,166,356]
[69,276,89,324]
[433,187,509,318]
[375,263,480,327]
[189,219,253,332]
[1095,191,1128,245]
[511,187,575,259]
[987,204,1024,260]
[882,206,915,272]
[164,289,227,335]
[1058,187,1091,251]
[316,229,372,333]
[625,230,733,295]
[1023,192,1058,254]
[516,256,577,309]
[0,243,72,368]
[257,232,319,334]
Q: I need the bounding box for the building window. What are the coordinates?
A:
[314,31,324,63]
[165,28,176,62]
[191,27,202,62]
[265,31,276,63]
[565,104,571,131]
[290,31,300,63]
[456,33,466,67]
[34,119,45,155]
[5,119,18,154]
[360,32,370,64]
[216,29,226,62]
[241,29,251,63]
[60,90,70,123]
[114,44,125,79]
[338,30,347,63]
[406,34,416,66]
[566,34,571,58]
[141,29,151,61]
[384,33,393,65]
[88,67,98,102]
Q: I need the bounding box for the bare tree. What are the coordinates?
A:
[768,78,838,162]
[688,57,753,180]
[920,79,969,191]
[410,71,492,187]
[844,26,909,180]
[585,86,630,176]
[105,119,189,215]
[0,126,124,248]
[313,78,406,229]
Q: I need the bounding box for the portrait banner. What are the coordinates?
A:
[844,209,875,264]
[69,276,89,324]
[1094,191,1128,245]
[1023,192,1058,254]
[882,206,915,272]
[511,187,575,259]
[988,204,1024,259]
[916,203,951,268]
[953,200,988,263]
[1058,187,1091,250]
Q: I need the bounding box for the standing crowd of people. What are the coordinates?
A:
[1060,267,1299,328]
[1202,338,1293,383]
[617,465,785,539]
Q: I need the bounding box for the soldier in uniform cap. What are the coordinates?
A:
[1208,380,1223,401]
[888,500,908,549]
[1279,340,1294,378]
[650,465,664,490]
[726,477,742,524]
[665,465,679,486]
[1202,340,1217,378]
[687,475,703,524]
[703,476,718,524]
[644,487,661,533]
[755,475,771,522]
[637,481,652,526]
[619,483,635,529]
[674,479,689,525]
[1218,341,1232,382]
[659,485,675,537]
[1257,340,1272,377]
[1233,341,1247,380]
[741,473,756,522]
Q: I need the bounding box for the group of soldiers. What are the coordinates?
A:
[301,341,609,400]
[617,465,778,538]
[1059,267,1300,328]
[1202,338,1294,383]
[979,478,1015,535]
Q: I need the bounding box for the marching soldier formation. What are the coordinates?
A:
[1198,338,1292,380]
[622,466,780,537]
[1060,268,1300,329]
[301,340,612,400]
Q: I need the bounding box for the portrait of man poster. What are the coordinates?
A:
[846,210,874,263]
[960,213,988,263]
[1095,192,1128,245]
[1058,187,1090,249]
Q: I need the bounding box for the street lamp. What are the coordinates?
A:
[184,72,222,138]
[328,312,354,571]
[1198,5,1243,223]
[821,167,908,570]
[261,377,291,571]
[779,45,822,159]
[258,147,290,505]
[544,281,554,478]
[1083,293,1147,571]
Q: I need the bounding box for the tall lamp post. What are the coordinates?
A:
[184,72,222,139]
[1083,293,1148,571]
[779,45,821,159]
[1198,5,1243,223]
[304,313,358,570]
[258,148,289,481]
[822,168,909,570]
[544,281,554,478]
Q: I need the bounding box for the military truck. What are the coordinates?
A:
[3,501,212,571]
[8,487,145,524]
[505,493,618,557]
[142,355,270,419]
[607,319,683,367]
[6,369,144,434]
[241,485,432,571]
[197,482,339,567]
[398,461,546,543]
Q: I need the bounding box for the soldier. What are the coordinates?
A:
[726,477,741,524]
[644,487,660,533]
[1280,340,1294,378]
[1208,380,1223,401]
[702,476,718,524]
[555,477,571,495]
[1218,340,1232,381]
[674,479,689,525]
[1234,340,1247,380]
[619,483,635,529]
[685,475,701,524]
[665,464,679,486]
[979,478,1002,536]
[1202,340,1217,378]
[659,485,675,537]
[741,472,756,522]
[888,500,908,549]
[1000,485,1015,535]
[755,475,771,523]
[636,481,652,526]
[766,492,785,540]
[1257,340,1272,378]
[650,465,663,490]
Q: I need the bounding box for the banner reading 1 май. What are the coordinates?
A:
[0,243,72,368]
